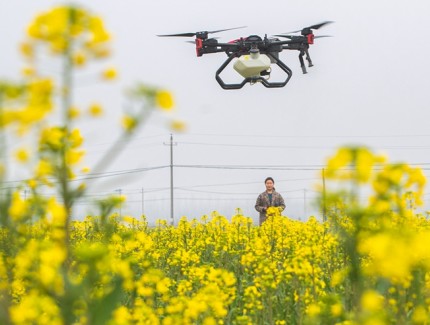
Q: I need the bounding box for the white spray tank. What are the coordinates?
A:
[233,48,271,79]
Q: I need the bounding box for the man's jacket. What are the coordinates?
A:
[255,190,285,224]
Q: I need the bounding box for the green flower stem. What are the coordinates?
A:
[0,95,13,325]
[59,27,73,233]
[77,104,153,198]
[0,93,6,185]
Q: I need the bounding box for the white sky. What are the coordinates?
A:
[1,0,430,224]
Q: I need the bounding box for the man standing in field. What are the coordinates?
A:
[255,177,286,225]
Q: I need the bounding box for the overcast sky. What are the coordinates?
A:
[2,0,430,224]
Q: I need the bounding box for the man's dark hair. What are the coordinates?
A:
[265,177,275,184]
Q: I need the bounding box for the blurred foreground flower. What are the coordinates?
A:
[102,67,117,80]
[88,103,103,117]
[156,90,174,110]
[0,4,185,325]
[27,6,111,57]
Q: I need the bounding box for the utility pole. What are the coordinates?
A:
[322,168,327,222]
[142,187,145,216]
[116,188,122,218]
[164,134,177,226]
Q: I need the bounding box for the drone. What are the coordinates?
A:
[158,21,333,90]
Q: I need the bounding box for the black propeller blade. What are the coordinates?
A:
[274,34,332,39]
[157,26,247,38]
[308,21,334,30]
[314,35,333,39]
[158,32,196,37]
[185,37,220,44]
[283,21,334,34]
[273,35,298,39]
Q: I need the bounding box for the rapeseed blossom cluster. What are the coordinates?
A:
[1,4,179,324]
[3,194,430,324]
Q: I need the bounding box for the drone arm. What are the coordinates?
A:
[199,47,230,56]
[198,42,240,56]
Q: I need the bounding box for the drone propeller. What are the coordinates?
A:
[314,35,332,39]
[274,34,332,39]
[283,21,334,34]
[185,37,220,44]
[157,26,247,38]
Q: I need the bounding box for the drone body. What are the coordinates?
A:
[158,22,333,90]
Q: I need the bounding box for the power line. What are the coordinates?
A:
[179,141,430,150]
[176,164,430,171]
[71,165,169,181]
[0,165,170,185]
[175,164,325,171]
[179,132,430,139]
[3,163,430,187]
[175,187,317,195]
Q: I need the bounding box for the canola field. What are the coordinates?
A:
[2,5,430,325]
[2,198,430,325]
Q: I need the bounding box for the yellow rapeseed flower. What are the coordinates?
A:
[21,66,36,77]
[72,52,86,66]
[69,128,84,148]
[331,303,343,317]
[359,233,413,280]
[411,305,428,324]
[361,290,384,312]
[35,159,54,178]
[27,179,37,189]
[169,119,187,132]
[20,42,34,58]
[112,306,132,325]
[330,269,346,287]
[27,5,111,61]
[40,127,64,150]
[355,147,379,182]
[122,115,137,132]
[47,197,67,224]
[68,106,80,120]
[88,16,111,43]
[66,149,85,165]
[102,67,117,80]
[9,192,29,221]
[156,90,174,110]
[307,303,321,317]
[88,103,103,117]
[326,147,352,173]
[15,148,30,163]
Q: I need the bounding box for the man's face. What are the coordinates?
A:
[265,180,274,191]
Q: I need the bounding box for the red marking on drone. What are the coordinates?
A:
[195,39,203,56]
[228,37,246,44]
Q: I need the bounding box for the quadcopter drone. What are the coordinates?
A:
[158,22,333,90]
